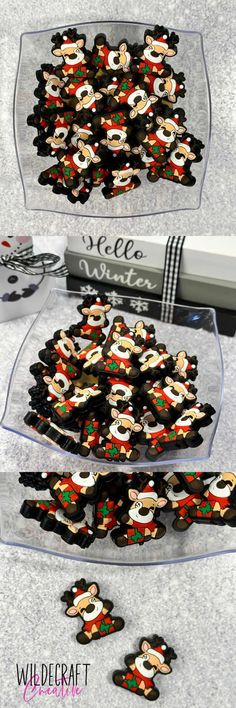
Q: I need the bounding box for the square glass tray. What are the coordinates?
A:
[0,471,234,566]
[1,289,223,471]
[14,20,211,218]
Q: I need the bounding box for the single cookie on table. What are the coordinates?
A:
[113,634,177,700]
[61,578,125,644]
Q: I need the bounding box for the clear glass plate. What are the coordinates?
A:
[1,289,223,471]
[0,470,235,566]
[14,20,211,218]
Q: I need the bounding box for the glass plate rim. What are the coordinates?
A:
[13,19,212,219]
[0,537,235,567]
[0,287,224,468]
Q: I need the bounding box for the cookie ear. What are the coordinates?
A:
[88,583,98,596]
[166,48,176,57]
[119,42,128,52]
[128,489,138,501]
[76,38,85,48]
[112,331,120,340]
[159,663,171,673]
[43,375,52,385]
[65,606,78,617]
[145,35,153,45]
[111,407,119,420]
[52,48,63,57]
[140,639,151,652]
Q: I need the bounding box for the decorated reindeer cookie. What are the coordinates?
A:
[94,405,142,462]
[173,349,198,380]
[111,478,167,546]
[91,33,132,74]
[145,67,186,105]
[94,479,124,538]
[69,294,111,343]
[61,579,125,643]
[142,376,197,425]
[48,470,111,520]
[95,329,142,379]
[138,342,174,377]
[189,472,236,526]
[102,158,141,199]
[20,498,95,547]
[113,634,177,700]
[131,320,156,349]
[163,471,202,531]
[159,134,204,187]
[110,76,159,121]
[51,29,92,78]
[135,24,179,78]
[138,407,165,459]
[158,403,216,450]
[137,108,186,181]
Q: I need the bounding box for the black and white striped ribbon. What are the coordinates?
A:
[0,246,68,277]
[161,235,186,322]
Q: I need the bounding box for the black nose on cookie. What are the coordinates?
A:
[139,507,150,516]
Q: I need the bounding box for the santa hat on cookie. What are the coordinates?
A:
[61,36,80,50]
[119,330,135,344]
[152,34,169,50]
[72,585,91,606]
[148,642,167,663]
[120,406,135,423]
[167,112,182,129]
[178,136,192,152]
[90,296,107,311]
[138,479,158,501]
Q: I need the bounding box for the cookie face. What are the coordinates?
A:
[61,578,125,643]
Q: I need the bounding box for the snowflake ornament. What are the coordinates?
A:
[130,298,149,314]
